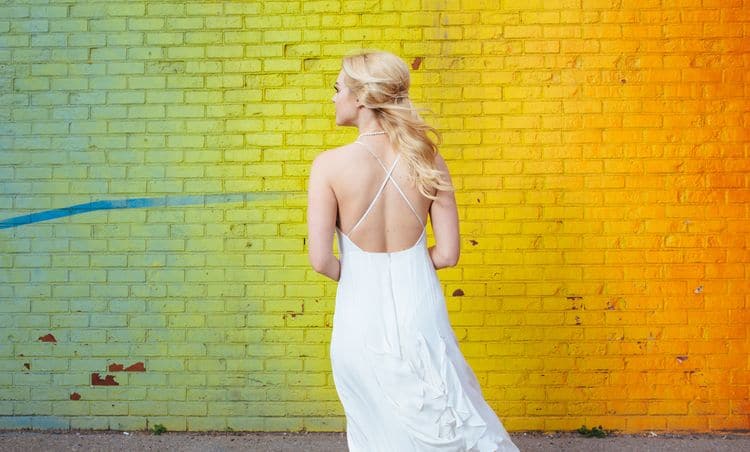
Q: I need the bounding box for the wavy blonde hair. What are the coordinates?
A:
[341,51,452,199]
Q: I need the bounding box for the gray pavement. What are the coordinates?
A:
[1,430,750,451]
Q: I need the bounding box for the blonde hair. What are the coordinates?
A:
[341,51,452,199]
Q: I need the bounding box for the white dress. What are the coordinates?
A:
[330,143,519,452]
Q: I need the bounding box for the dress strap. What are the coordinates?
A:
[354,140,389,171]
[386,173,424,228]
[347,141,425,235]
[347,157,400,235]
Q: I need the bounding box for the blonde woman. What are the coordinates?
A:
[308,51,518,451]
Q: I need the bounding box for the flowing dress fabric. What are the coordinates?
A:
[330,144,518,452]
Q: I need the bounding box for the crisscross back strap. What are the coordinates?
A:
[347,141,425,236]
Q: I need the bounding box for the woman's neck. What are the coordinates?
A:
[356,121,383,134]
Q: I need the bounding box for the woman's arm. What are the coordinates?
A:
[428,154,460,269]
[307,154,341,281]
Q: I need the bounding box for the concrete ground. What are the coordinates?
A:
[1,430,749,451]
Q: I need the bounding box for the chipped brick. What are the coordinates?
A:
[91,373,119,386]
[38,333,57,342]
[125,362,146,372]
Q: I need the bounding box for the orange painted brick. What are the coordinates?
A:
[3,0,749,434]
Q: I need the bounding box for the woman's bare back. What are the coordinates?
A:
[328,140,433,253]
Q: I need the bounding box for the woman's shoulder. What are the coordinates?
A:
[311,142,360,171]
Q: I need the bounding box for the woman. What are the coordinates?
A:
[307,51,518,451]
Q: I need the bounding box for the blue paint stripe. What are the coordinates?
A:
[0,192,296,229]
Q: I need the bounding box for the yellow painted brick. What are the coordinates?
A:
[0,0,747,434]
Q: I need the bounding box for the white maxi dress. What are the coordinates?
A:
[330,143,519,452]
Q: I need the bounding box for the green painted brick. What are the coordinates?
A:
[167,284,207,299]
[148,329,185,343]
[49,18,86,32]
[14,373,53,386]
[146,416,187,431]
[27,91,68,107]
[129,372,168,387]
[167,17,203,30]
[127,401,169,417]
[166,76,204,88]
[0,300,30,313]
[108,33,145,46]
[14,283,49,298]
[106,3,145,16]
[128,18,165,31]
[108,415,146,430]
[226,416,265,431]
[263,417,304,431]
[98,389,146,405]
[169,373,207,388]
[225,359,264,372]
[51,373,90,387]
[0,34,28,47]
[145,31,184,45]
[128,105,165,118]
[300,359,332,373]
[15,77,50,91]
[25,358,69,372]
[168,401,207,416]
[187,416,229,432]
[0,358,23,371]
[106,329,146,343]
[167,315,205,328]
[168,46,206,59]
[304,416,345,431]
[15,318,52,335]
[29,6,68,18]
[70,416,110,430]
[53,401,90,416]
[90,402,128,416]
[68,359,108,371]
[263,329,304,343]
[186,329,224,344]
[0,402,12,416]
[148,300,186,313]
[71,329,107,343]
[30,300,69,313]
[0,0,744,434]
[146,388,186,401]
[15,253,51,267]
[31,416,70,429]
[224,329,263,343]
[89,18,126,32]
[146,2,185,15]
[128,315,167,328]
[31,63,67,76]
[89,314,128,327]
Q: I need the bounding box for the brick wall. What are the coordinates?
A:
[1,0,748,433]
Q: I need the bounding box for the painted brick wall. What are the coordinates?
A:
[1,0,748,433]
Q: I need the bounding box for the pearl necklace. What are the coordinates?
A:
[358,130,386,138]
